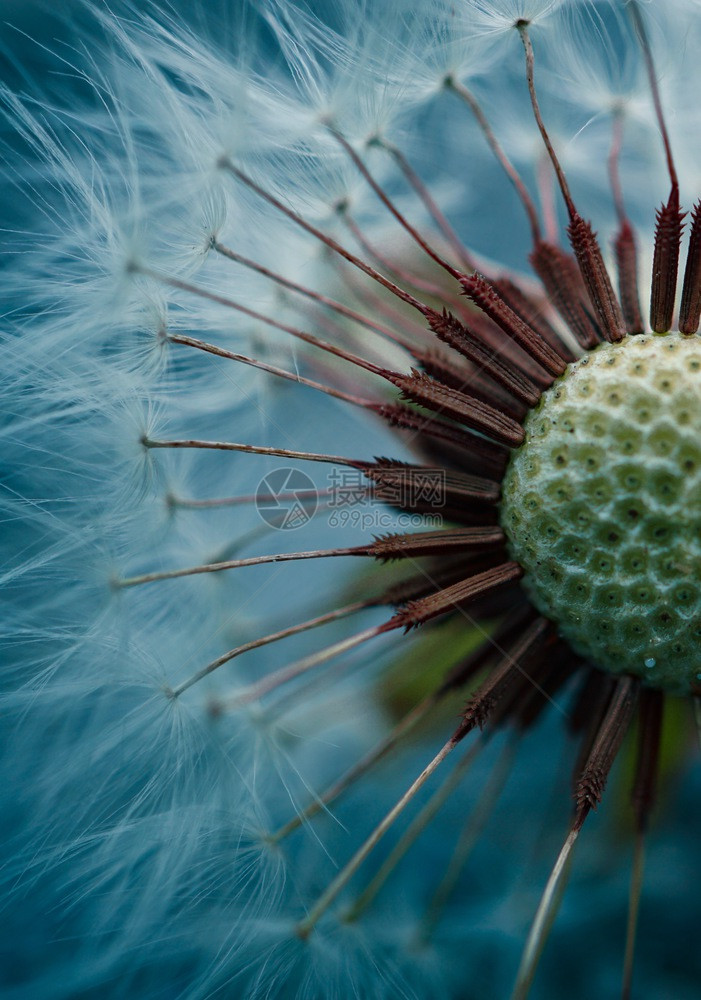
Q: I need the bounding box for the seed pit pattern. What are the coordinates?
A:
[501,333,701,692]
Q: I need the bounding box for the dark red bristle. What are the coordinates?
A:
[567,213,626,342]
[457,617,553,733]
[354,462,501,530]
[437,605,537,696]
[509,647,580,731]
[426,309,541,406]
[530,241,601,349]
[368,526,505,562]
[371,402,503,465]
[371,402,508,476]
[376,558,484,608]
[569,671,615,779]
[574,676,639,818]
[631,688,664,833]
[567,667,599,722]
[388,562,523,632]
[650,186,685,333]
[614,220,644,334]
[680,202,701,334]
[489,633,563,730]
[385,370,525,447]
[461,273,568,377]
[492,277,579,363]
[411,347,527,420]
[355,459,501,512]
[410,346,473,393]
[462,309,555,388]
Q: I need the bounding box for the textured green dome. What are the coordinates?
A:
[500,332,701,694]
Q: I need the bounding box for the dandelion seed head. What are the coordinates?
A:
[501,332,701,692]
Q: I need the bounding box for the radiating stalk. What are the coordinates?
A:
[622,830,646,1000]
[268,690,443,843]
[418,735,518,943]
[170,600,369,697]
[295,732,463,939]
[510,823,580,1000]
[343,735,488,923]
[216,623,394,710]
